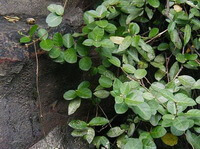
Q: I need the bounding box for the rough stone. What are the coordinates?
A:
[0,4,89,149]
[0,0,99,148]
[0,0,83,16]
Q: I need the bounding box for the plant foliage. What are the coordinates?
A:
[20,0,200,148]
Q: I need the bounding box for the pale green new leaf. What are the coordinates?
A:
[68,98,81,115]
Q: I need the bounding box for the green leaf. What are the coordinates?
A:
[145,7,154,19]
[157,43,169,51]
[132,102,151,120]
[186,130,200,149]
[88,26,104,41]
[96,20,109,28]
[114,103,129,114]
[196,96,200,104]
[159,89,176,102]
[185,109,200,118]
[46,13,62,27]
[96,5,107,17]
[125,91,144,106]
[124,138,143,149]
[89,117,109,126]
[184,24,191,46]
[29,25,38,36]
[122,64,136,74]
[68,98,81,115]
[94,90,110,99]
[143,92,155,100]
[167,101,176,114]
[39,39,54,51]
[129,23,140,35]
[79,57,92,71]
[147,0,160,8]
[37,28,48,40]
[99,76,113,88]
[173,117,190,131]
[63,90,77,100]
[93,136,110,149]
[49,47,61,59]
[68,120,87,130]
[170,126,184,136]
[76,43,89,56]
[150,114,161,126]
[148,28,159,38]
[134,69,147,79]
[184,54,198,61]
[63,34,74,48]
[101,39,115,48]
[47,4,64,15]
[76,88,92,99]
[143,139,156,149]
[78,81,90,89]
[84,128,95,144]
[117,36,132,53]
[20,36,31,43]
[178,75,196,88]
[71,129,87,137]
[107,127,125,138]
[176,53,186,63]
[105,23,117,33]
[193,79,200,89]
[150,126,167,138]
[174,93,196,106]
[169,29,182,49]
[128,123,135,137]
[108,56,121,67]
[155,69,166,81]
[139,39,154,53]
[169,62,179,81]
[126,8,143,24]
[83,12,95,24]
[83,39,94,46]
[53,32,63,47]
[64,48,77,63]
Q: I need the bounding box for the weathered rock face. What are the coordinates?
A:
[0,0,83,16]
[0,0,95,148]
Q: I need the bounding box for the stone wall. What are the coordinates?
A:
[0,0,95,148]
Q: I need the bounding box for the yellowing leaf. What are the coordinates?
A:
[173,5,182,12]
[4,16,20,23]
[110,36,124,45]
[161,133,178,146]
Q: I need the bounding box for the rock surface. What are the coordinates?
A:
[0,0,83,16]
[0,0,95,148]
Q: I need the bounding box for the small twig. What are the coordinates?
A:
[64,0,68,10]
[33,42,51,148]
[173,65,184,81]
[24,28,52,47]
[144,77,151,85]
[98,105,112,128]
[165,54,172,82]
[166,0,170,18]
[146,29,168,44]
[33,41,43,118]
[194,49,200,57]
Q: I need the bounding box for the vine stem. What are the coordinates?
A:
[64,0,68,10]
[98,105,112,128]
[33,42,51,148]
[146,29,168,44]
[173,65,184,81]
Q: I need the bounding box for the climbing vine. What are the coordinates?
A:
[20,0,200,148]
